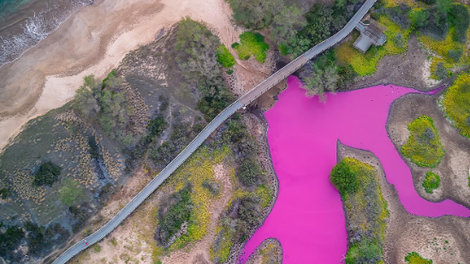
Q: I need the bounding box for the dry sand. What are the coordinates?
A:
[0,0,242,152]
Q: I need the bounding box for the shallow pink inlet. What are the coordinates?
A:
[241,76,470,263]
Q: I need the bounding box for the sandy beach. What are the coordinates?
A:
[0,0,242,151]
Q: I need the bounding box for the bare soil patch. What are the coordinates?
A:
[387,92,470,209]
[337,142,470,264]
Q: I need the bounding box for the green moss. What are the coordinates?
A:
[405,252,433,264]
[232,32,270,63]
[401,116,445,167]
[216,45,236,68]
[442,73,470,137]
[422,171,441,193]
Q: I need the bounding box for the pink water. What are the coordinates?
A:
[242,76,470,263]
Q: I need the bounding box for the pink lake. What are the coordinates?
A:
[242,76,470,263]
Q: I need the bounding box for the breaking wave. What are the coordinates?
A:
[0,0,94,67]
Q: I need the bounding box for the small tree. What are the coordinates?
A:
[330,160,358,197]
[434,62,448,80]
[33,162,61,186]
[410,9,430,29]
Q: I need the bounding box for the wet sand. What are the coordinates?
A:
[0,0,241,151]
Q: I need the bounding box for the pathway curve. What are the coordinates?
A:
[52,1,377,262]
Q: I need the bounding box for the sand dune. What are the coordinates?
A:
[0,0,242,151]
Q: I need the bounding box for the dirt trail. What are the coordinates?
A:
[0,0,242,152]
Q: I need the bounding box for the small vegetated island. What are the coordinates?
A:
[401,115,444,193]
[330,157,388,263]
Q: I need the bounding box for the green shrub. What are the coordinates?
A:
[232,32,270,63]
[59,178,84,206]
[401,116,445,167]
[447,49,463,62]
[202,179,220,196]
[405,252,433,263]
[238,157,262,186]
[155,185,193,246]
[174,18,234,121]
[410,9,430,29]
[0,223,25,257]
[449,4,470,43]
[226,0,281,29]
[0,188,9,199]
[346,239,382,264]
[33,161,62,186]
[442,73,470,137]
[434,62,448,80]
[330,159,359,197]
[25,222,45,255]
[216,45,236,68]
[422,171,441,193]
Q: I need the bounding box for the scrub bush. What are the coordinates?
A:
[216,45,236,68]
[330,159,359,197]
[442,73,470,137]
[434,62,448,80]
[449,4,470,43]
[401,116,445,167]
[422,171,441,193]
[0,188,9,199]
[33,161,61,186]
[238,157,262,186]
[0,223,25,257]
[59,178,84,206]
[405,252,433,263]
[155,185,193,246]
[232,32,270,63]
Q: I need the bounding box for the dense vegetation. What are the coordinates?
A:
[405,251,433,263]
[74,73,142,146]
[422,171,441,194]
[401,116,445,167]
[300,50,356,101]
[210,116,268,263]
[173,18,234,121]
[155,185,193,247]
[442,73,470,137]
[232,32,270,63]
[0,187,9,199]
[216,45,236,69]
[33,161,62,186]
[331,158,388,264]
[59,178,84,206]
[226,0,283,29]
[0,223,25,258]
[330,158,359,197]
